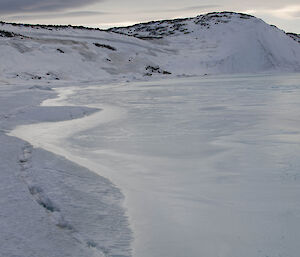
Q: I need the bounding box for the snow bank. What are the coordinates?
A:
[0,84,132,257]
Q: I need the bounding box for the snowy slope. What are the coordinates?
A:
[0,23,164,82]
[0,11,300,82]
[110,12,300,74]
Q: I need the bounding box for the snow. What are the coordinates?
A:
[9,73,300,257]
[0,83,131,257]
[1,11,300,257]
[0,12,300,84]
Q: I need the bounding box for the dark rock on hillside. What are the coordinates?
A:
[287,33,300,43]
[145,65,172,76]
[0,21,105,32]
[93,43,116,51]
[0,30,23,38]
[107,12,255,39]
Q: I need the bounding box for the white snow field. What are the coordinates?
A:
[1,11,300,257]
[10,73,300,257]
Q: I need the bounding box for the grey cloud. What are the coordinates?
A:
[144,5,221,14]
[6,11,112,20]
[0,0,104,14]
[290,11,300,17]
[174,5,221,12]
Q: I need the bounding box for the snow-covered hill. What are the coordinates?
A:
[0,12,300,83]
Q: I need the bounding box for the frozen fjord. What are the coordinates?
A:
[10,73,300,257]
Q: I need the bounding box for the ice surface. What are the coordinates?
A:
[10,74,300,257]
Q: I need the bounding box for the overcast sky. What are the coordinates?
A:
[1,0,300,33]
